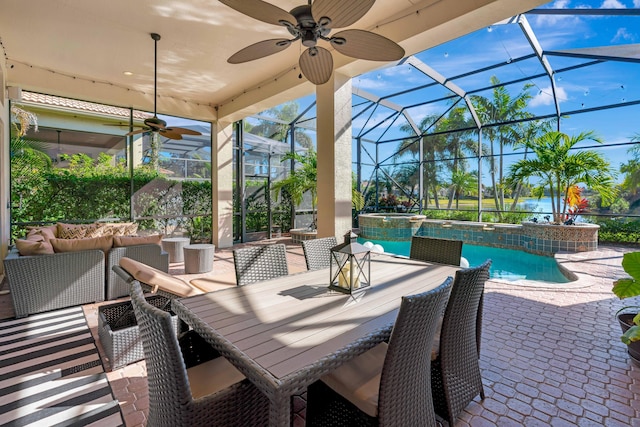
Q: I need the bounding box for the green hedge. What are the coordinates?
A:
[594,218,640,244]
[11,159,212,240]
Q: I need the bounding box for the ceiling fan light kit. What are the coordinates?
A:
[221,0,405,85]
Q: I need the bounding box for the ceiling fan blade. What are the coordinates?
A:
[104,123,144,128]
[331,29,405,61]
[299,47,333,85]
[219,0,295,26]
[146,121,166,130]
[166,127,202,136]
[228,39,292,64]
[159,130,183,140]
[125,128,149,137]
[312,0,375,28]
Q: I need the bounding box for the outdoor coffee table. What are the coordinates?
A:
[183,243,215,274]
[161,237,190,263]
[172,254,459,427]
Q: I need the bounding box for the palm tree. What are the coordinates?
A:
[398,105,477,210]
[10,105,51,173]
[471,76,533,220]
[506,130,617,223]
[246,101,313,149]
[620,134,640,199]
[449,170,478,209]
[506,119,553,211]
[271,149,318,229]
[11,106,38,137]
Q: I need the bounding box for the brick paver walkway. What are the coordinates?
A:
[2,240,639,426]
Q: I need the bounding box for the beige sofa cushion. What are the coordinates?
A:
[15,239,55,256]
[119,257,204,298]
[113,234,162,247]
[50,235,113,254]
[90,222,139,237]
[56,222,97,239]
[26,225,57,241]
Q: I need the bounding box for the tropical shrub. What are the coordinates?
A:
[613,252,640,344]
[506,130,617,223]
[378,194,399,207]
[595,218,640,244]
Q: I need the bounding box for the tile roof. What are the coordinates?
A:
[21,91,151,120]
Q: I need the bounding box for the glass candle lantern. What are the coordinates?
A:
[329,232,371,294]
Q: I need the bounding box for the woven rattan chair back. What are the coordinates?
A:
[409,236,463,266]
[301,236,338,270]
[233,243,289,286]
[306,277,453,427]
[432,259,492,426]
[377,277,454,426]
[129,281,268,426]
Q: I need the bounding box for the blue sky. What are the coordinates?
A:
[336,0,640,187]
[240,1,640,190]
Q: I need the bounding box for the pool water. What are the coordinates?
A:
[359,238,570,283]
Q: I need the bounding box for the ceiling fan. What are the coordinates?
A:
[120,33,202,141]
[221,0,405,85]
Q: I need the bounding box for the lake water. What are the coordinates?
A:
[359,238,570,283]
[516,197,584,222]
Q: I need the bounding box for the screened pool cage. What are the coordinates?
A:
[238,6,640,239]
[9,5,640,244]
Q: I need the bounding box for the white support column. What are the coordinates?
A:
[316,72,353,239]
[212,122,234,248]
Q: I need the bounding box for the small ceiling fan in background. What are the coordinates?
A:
[109,33,202,140]
[221,0,405,85]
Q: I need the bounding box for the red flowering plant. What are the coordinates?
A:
[563,185,589,225]
[378,194,399,207]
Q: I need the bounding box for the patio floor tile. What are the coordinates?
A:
[1,239,638,426]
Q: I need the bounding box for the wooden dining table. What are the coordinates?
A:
[172,253,460,427]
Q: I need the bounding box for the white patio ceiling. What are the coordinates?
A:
[0,0,547,125]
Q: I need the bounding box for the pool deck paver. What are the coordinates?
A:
[1,239,639,426]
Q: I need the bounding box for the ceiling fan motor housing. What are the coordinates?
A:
[290,5,327,47]
[144,116,167,129]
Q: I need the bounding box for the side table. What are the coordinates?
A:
[183,244,215,274]
[161,237,191,263]
[98,295,185,370]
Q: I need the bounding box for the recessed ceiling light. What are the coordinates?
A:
[123,71,133,76]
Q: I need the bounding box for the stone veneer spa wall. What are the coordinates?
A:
[358,215,599,256]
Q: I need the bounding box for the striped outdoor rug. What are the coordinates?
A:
[0,306,124,426]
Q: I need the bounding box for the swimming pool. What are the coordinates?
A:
[358,238,570,283]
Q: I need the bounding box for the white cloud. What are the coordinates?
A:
[353,64,427,93]
[529,85,568,107]
[601,0,625,8]
[635,0,640,7]
[612,27,635,42]
[403,104,442,126]
[533,0,579,26]
[352,112,398,132]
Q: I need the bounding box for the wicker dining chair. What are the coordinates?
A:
[301,236,338,270]
[409,235,463,266]
[129,280,269,427]
[306,277,454,427]
[233,243,289,286]
[431,259,492,426]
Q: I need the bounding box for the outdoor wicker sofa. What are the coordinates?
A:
[4,242,168,317]
[4,248,106,318]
